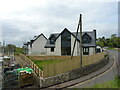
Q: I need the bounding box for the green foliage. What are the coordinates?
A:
[111,34,117,38]
[108,43,113,47]
[15,47,24,55]
[91,80,117,88]
[97,34,120,48]
[114,75,120,88]
[91,75,120,88]
[107,47,120,51]
[2,44,24,56]
[3,44,16,55]
[96,41,104,47]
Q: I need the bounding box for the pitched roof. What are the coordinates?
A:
[54,28,76,41]
[72,30,96,46]
[24,33,47,46]
[49,33,59,39]
[44,40,55,48]
[44,33,59,48]
[31,33,47,45]
[44,28,96,48]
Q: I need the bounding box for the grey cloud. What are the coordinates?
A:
[0,1,118,46]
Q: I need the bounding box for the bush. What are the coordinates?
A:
[114,75,120,88]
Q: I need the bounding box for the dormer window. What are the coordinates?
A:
[50,40,55,44]
[49,34,56,44]
[82,33,92,43]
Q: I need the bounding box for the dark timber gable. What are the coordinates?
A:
[61,29,71,55]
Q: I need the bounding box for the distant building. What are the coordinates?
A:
[96,46,103,53]
[23,34,47,55]
[44,28,96,56]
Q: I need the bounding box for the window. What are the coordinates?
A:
[83,47,89,55]
[50,40,55,44]
[97,48,101,53]
[51,47,54,52]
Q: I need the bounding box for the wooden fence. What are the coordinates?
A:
[17,52,107,78]
[42,52,107,77]
[18,53,43,77]
[43,58,80,77]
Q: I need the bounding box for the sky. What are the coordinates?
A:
[0,0,119,47]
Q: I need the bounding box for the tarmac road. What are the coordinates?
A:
[70,50,119,88]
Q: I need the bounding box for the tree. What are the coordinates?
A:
[105,38,110,46]
[111,34,117,38]
[97,34,120,48]
[4,44,16,55]
[96,37,106,47]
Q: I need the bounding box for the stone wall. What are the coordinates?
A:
[40,54,109,88]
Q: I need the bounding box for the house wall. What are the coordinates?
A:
[71,35,96,56]
[46,48,55,55]
[46,36,61,56]
[28,45,32,55]
[31,35,47,55]
[89,47,95,55]
[55,36,61,55]
[71,35,79,56]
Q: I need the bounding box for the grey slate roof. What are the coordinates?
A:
[72,31,96,47]
[44,28,96,48]
[44,33,59,48]
[44,40,55,48]
[49,33,59,39]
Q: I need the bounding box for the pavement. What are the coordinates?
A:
[46,52,114,89]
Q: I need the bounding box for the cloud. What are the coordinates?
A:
[0,24,2,42]
[0,0,118,46]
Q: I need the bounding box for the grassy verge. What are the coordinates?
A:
[91,80,118,88]
[107,47,120,51]
[33,60,65,70]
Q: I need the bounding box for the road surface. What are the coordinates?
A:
[70,50,119,88]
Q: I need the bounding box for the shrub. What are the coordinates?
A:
[114,75,120,88]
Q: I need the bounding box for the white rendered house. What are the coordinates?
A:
[23,34,47,55]
[45,28,96,56]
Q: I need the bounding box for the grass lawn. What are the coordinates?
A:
[91,80,118,88]
[28,52,106,71]
[33,60,65,70]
